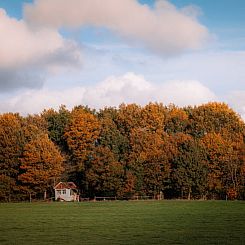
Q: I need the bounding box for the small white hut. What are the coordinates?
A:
[54,182,79,201]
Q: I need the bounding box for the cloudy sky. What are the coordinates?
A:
[0,0,244,119]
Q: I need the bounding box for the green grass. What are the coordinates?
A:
[0,201,244,245]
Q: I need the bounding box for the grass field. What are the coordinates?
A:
[0,200,244,245]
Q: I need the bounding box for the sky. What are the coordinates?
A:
[0,0,245,119]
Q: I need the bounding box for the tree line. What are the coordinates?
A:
[0,102,244,201]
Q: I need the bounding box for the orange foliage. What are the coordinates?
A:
[19,134,63,194]
[1,102,245,200]
[64,108,101,170]
[129,129,175,195]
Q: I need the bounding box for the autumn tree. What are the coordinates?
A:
[0,113,24,201]
[201,132,244,199]
[239,143,245,199]
[1,101,244,201]
[164,105,189,134]
[140,103,165,132]
[19,133,63,198]
[116,103,143,137]
[128,128,175,197]
[116,103,165,134]
[188,102,244,139]
[25,114,48,134]
[64,108,101,189]
[224,139,245,199]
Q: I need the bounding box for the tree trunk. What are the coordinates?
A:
[188,187,191,200]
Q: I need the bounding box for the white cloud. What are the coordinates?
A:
[0,73,217,114]
[158,80,217,106]
[82,73,154,108]
[82,73,217,108]
[0,9,62,68]
[0,9,82,90]
[227,91,245,120]
[85,45,245,96]
[0,87,86,115]
[24,0,209,55]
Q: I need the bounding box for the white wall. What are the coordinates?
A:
[55,188,75,201]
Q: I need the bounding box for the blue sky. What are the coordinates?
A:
[0,0,244,118]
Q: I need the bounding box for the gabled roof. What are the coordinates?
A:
[54,182,77,190]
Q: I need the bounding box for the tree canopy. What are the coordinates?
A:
[0,102,244,201]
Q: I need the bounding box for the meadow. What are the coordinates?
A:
[0,200,244,245]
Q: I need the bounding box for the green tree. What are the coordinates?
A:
[85,146,124,197]
[98,110,129,162]
[172,136,208,200]
[42,105,71,149]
